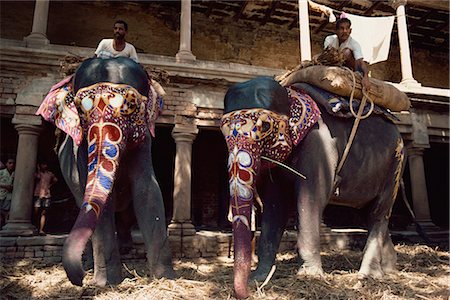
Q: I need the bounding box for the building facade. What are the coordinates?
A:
[0,0,448,258]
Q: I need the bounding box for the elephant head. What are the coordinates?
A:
[36,57,163,285]
[220,77,320,298]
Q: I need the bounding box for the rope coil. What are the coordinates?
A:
[334,67,374,191]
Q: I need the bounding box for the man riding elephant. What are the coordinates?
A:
[220,76,405,299]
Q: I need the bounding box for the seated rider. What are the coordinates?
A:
[95,20,139,63]
[324,16,371,91]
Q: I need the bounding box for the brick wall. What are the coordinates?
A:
[0,230,368,262]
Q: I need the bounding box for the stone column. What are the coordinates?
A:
[389,0,420,87]
[1,116,42,236]
[406,146,438,230]
[298,0,312,61]
[176,0,196,62]
[168,125,198,236]
[405,111,437,229]
[24,0,50,46]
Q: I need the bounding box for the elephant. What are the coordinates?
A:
[36,57,175,286]
[220,76,405,299]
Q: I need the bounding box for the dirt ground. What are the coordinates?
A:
[1,244,448,300]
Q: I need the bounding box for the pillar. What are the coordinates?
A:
[168,125,198,236]
[176,0,196,62]
[405,111,437,230]
[298,0,312,61]
[24,0,50,46]
[389,0,420,87]
[1,116,42,236]
[407,147,433,221]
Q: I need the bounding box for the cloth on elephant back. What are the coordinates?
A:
[293,83,399,123]
[285,86,321,146]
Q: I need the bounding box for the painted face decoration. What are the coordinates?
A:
[74,82,149,146]
[221,108,293,166]
[220,86,321,230]
[221,109,293,229]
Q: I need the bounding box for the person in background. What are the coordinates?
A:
[33,161,58,235]
[324,16,371,91]
[95,20,139,63]
[0,158,15,228]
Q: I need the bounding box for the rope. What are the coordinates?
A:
[261,156,307,180]
[334,68,374,188]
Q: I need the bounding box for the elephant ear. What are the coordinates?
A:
[286,86,321,146]
[36,75,83,146]
[146,81,164,137]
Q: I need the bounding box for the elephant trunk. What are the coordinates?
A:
[233,210,253,299]
[227,148,261,299]
[63,122,124,286]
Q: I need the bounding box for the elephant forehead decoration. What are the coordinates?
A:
[36,78,163,147]
[221,108,293,164]
[221,86,321,167]
[220,86,321,230]
[75,82,149,147]
[221,109,291,230]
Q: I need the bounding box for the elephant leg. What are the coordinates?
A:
[381,229,397,274]
[252,171,290,281]
[358,218,387,279]
[116,204,135,255]
[296,191,325,276]
[90,201,122,286]
[360,153,400,278]
[126,133,175,279]
[359,201,397,278]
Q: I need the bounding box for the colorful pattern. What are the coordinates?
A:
[285,86,321,146]
[36,76,82,145]
[74,83,151,218]
[37,74,165,222]
[220,86,321,229]
[82,122,122,218]
[37,79,163,146]
[75,82,149,146]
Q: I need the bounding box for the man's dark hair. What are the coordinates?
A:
[336,18,351,29]
[114,20,128,31]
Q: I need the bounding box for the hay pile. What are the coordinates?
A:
[1,244,448,299]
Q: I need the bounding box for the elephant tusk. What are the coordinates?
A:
[261,156,307,180]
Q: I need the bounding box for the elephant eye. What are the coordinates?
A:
[261,121,271,132]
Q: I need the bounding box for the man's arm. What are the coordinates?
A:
[94,39,105,57]
[129,45,139,63]
[356,59,371,91]
[352,39,371,91]
[324,35,334,49]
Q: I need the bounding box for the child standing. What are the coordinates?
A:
[33,162,57,235]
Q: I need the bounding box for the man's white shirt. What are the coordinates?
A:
[95,39,139,63]
[324,35,364,61]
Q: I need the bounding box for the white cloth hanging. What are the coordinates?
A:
[344,13,395,65]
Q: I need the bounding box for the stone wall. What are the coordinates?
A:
[0,230,367,261]
[1,1,448,88]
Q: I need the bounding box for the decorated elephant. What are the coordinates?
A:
[220,77,405,299]
[37,57,174,286]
